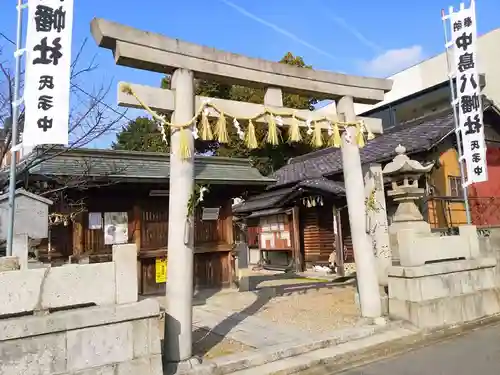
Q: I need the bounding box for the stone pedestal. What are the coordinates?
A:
[388,258,500,328]
[388,221,432,264]
[397,225,480,267]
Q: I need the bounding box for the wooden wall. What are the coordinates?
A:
[140,200,169,250]
[300,204,336,266]
[139,249,233,295]
[338,207,354,263]
[247,223,260,248]
[243,200,344,269]
[41,184,236,294]
[68,188,233,253]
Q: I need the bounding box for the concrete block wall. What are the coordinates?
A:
[0,299,162,375]
[0,244,162,375]
[0,243,138,317]
[478,227,500,287]
[388,258,500,328]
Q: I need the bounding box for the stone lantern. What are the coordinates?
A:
[384,145,434,223]
[383,145,434,263]
[384,147,496,329]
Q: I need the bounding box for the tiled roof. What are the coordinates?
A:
[233,187,295,214]
[271,108,455,188]
[245,207,291,219]
[296,178,345,195]
[233,177,345,214]
[20,147,275,185]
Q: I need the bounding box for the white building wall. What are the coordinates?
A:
[355,28,500,115]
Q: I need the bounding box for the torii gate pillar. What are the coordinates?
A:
[338,96,382,318]
[165,68,195,362]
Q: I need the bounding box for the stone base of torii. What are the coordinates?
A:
[91,18,393,364]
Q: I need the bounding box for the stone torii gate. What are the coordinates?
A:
[91,18,393,364]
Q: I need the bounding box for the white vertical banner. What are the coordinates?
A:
[446,0,487,186]
[23,0,74,146]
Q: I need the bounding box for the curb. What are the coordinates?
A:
[275,313,500,375]
[168,321,402,375]
[260,278,356,295]
[333,314,500,373]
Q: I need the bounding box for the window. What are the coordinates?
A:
[370,107,397,129]
[448,176,463,197]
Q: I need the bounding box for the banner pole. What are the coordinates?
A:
[441,7,472,225]
[6,0,26,256]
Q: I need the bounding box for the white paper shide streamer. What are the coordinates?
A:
[233,118,245,140]
[306,118,313,135]
[23,0,74,146]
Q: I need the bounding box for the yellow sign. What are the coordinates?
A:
[155,258,167,283]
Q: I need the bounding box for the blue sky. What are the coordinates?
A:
[1,0,499,148]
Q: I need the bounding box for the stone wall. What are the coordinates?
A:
[0,244,138,315]
[0,244,162,375]
[388,258,499,328]
[0,299,162,375]
[388,226,500,328]
[478,227,500,287]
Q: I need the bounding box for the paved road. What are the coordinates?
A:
[308,323,500,375]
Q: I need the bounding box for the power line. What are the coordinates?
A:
[70,83,134,122]
[0,30,135,123]
[0,32,14,45]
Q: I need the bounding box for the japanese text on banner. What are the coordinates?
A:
[449,1,487,185]
[23,0,74,146]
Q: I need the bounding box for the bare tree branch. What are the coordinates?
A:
[24,157,128,227]
[0,62,14,163]
[0,39,129,191]
[0,38,130,226]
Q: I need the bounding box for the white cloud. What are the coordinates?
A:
[360,45,426,77]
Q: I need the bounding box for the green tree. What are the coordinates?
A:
[162,52,321,175]
[112,116,214,154]
[117,52,322,174]
[112,117,169,152]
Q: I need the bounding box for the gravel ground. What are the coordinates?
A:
[210,284,361,335]
[253,286,360,335]
[157,277,361,357]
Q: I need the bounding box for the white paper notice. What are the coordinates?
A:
[88,212,102,230]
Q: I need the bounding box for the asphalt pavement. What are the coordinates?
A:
[301,322,500,375]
